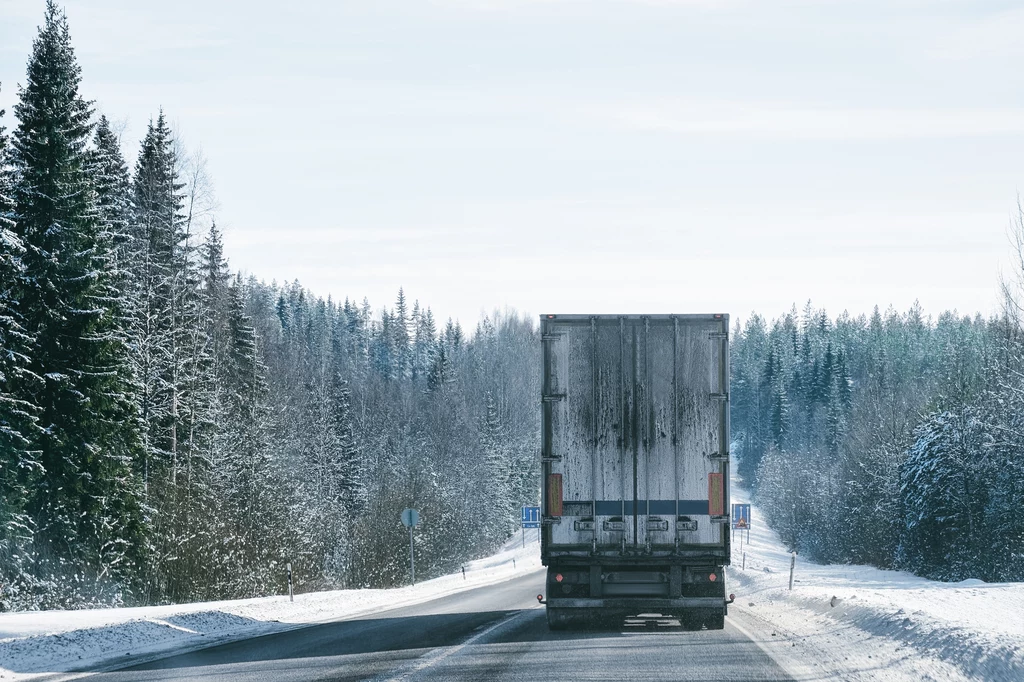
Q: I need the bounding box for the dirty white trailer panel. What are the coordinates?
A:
[540,314,732,630]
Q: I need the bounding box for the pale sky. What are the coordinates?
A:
[2,0,1022,327]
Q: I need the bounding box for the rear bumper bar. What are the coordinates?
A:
[547,597,725,610]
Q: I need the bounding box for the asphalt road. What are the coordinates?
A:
[90,571,793,682]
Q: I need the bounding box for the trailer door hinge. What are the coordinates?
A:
[709,332,729,340]
[541,334,563,342]
[541,456,562,463]
[708,452,730,462]
[542,393,567,402]
[710,515,730,524]
[710,393,729,402]
[542,516,562,525]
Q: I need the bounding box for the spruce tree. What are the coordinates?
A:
[88,116,133,268]
[10,1,145,603]
[0,84,42,611]
[480,393,511,545]
[131,110,185,492]
[217,280,279,596]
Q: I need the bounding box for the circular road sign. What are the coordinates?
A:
[401,508,420,528]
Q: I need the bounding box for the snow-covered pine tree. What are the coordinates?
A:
[328,320,364,515]
[426,344,455,394]
[392,288,411,379]
[898,408,991,580]
[131,110,185,494]
[216,279,281,596]
[480,392,512,545]
[88,115,133,278]
[10,1,145,605]
[411,301,436,381]
[171,141,217,489]
[200,223,230,376]
[0,84,43,612]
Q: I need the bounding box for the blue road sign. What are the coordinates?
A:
[401,508,420,528]
[521,506,541,529]
[732,503,751,529]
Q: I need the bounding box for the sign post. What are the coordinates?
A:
[521,506,541,548]
[401,508,420,585]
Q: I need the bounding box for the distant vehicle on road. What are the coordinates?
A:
[539,314,733,630]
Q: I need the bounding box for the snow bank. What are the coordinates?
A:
[0,528,543,681]
[725,476,1024,682]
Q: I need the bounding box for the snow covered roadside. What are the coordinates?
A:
[725,476,1024,682]
[0,529,543,681]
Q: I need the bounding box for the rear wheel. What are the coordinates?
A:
[590,609,626,631]
[684,606,724,630]
[547,608,622,630]
[547,608,587,630]
[703,611,725,630]
[680,611,702,631]
[684,609,725,630]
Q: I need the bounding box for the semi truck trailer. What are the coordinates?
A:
[539,314,732,630]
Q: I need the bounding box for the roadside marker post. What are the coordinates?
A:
[286,562,293,602]
[401,508,420,585]
[789,552,796,591]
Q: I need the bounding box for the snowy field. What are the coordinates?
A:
[0,530,543,681]
[725,475,1024,681]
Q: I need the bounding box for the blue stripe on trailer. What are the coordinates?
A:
[588,500,710,516]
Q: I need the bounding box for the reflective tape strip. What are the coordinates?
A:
[548,474,563,516]
[708,473,724,516]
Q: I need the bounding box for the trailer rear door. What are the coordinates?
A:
[541,314,730,558]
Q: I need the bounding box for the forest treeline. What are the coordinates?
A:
[732,292,1024,582]
[0,2,538,610]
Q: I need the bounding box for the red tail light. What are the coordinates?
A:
[709,573,717,582]
[555,573,563,582]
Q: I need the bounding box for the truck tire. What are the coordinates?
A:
[703,611,725,630]
[686,609,725,630]
[592,610,626,631]
[547,608,585,630]
[682,609,725,630]
[681,611,702,631]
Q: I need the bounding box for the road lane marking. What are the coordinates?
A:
[375,609,532,682]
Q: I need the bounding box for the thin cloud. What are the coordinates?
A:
[614,103,1024,140]
[927,7,1024,60]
